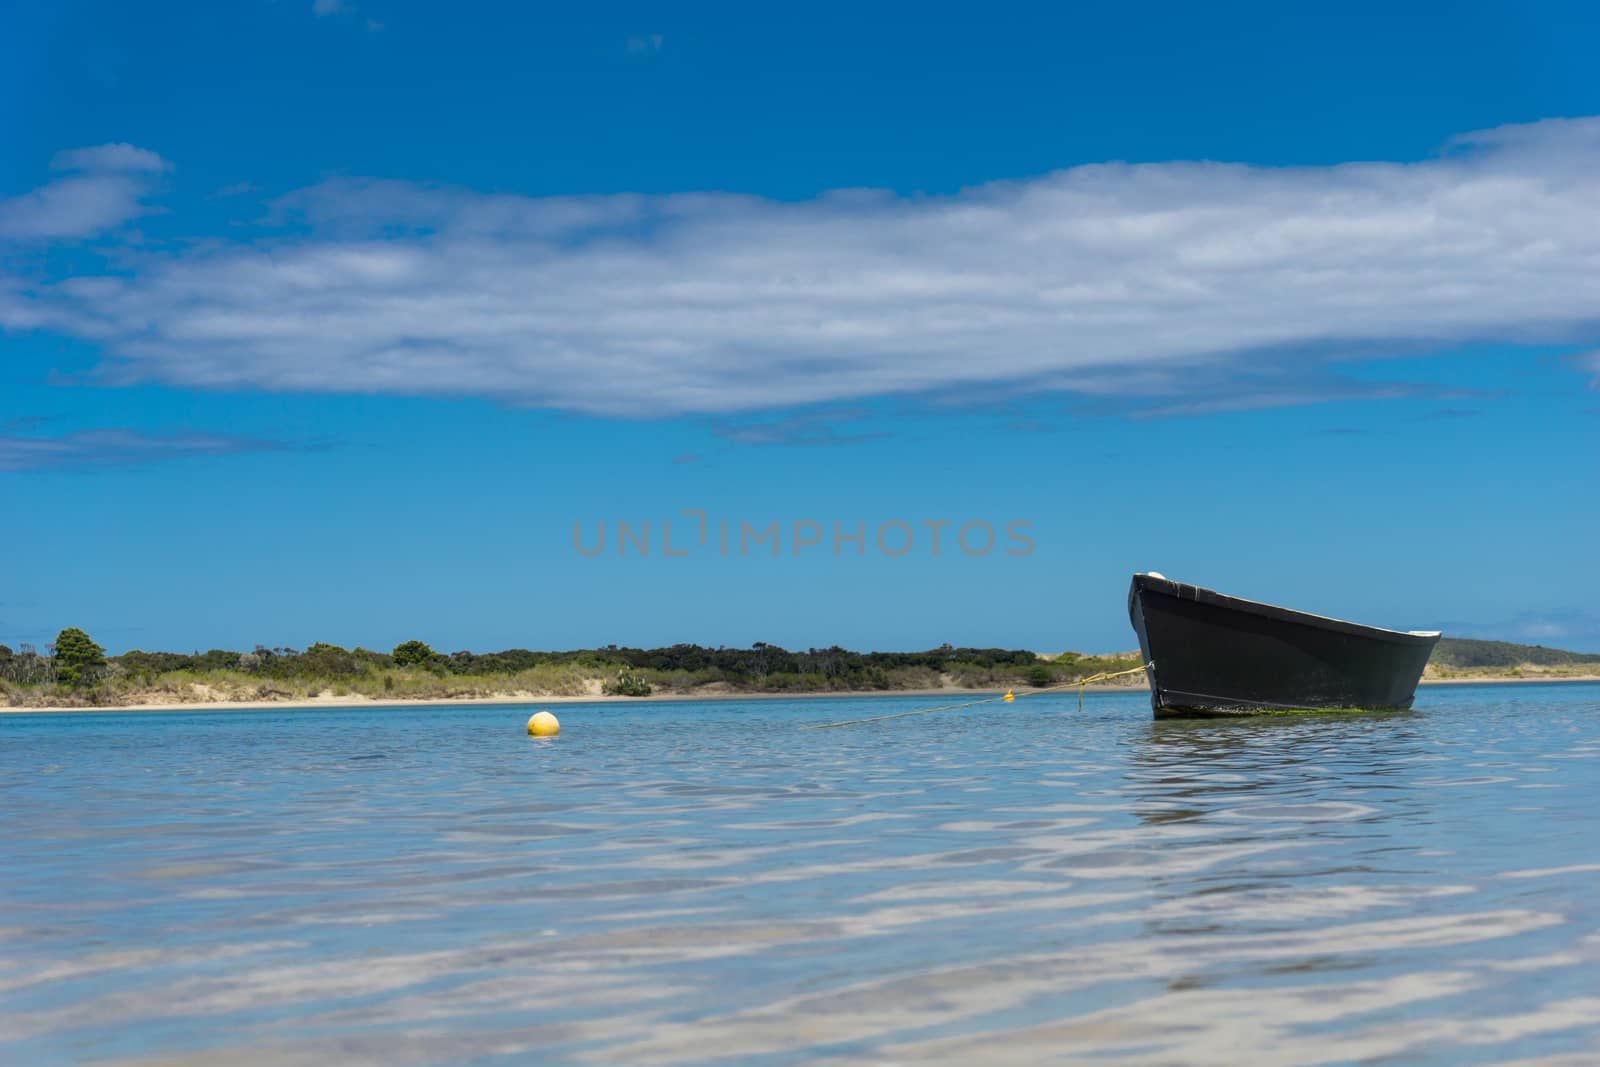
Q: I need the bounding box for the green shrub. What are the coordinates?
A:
[603,669,653,697]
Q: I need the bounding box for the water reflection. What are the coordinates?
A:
[1,686,1598,1065]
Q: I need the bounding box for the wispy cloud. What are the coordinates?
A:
[1052,361,1495,420]
[1000,417,1063,434]
[1123,381,1489,421]
[1442,611,1600,653]
[711,410,889,447]
[1571,348,1600,387]
[309,0,380,29]
[51,143,170,174]
[627,34,664,54]
[0,427,295,472]
[7,120,1600,415]
[0,175,152,239]
[210,181,261,199]
[0,143,170,240]
[0,415,50,433]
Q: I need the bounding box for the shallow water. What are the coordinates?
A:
[4,683,1600,1065]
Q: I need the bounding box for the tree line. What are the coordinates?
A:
[1,628,1115,694]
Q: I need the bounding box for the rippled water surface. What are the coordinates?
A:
[5,683,1600,1065]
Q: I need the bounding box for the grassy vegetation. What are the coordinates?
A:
[0,636,1147,708]
[7,631,1593,709]
[1429,637,1600,670]
[1157,707,1406,718]
[1422,637,1600,681]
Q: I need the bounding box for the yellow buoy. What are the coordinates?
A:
[527,711,561,737]
[1002,689,1015,703]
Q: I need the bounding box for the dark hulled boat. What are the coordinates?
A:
[1128,573,1440,717]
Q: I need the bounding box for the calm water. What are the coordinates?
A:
[4,684,1600,1065]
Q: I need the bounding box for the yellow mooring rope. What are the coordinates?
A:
[801,662,1154,731]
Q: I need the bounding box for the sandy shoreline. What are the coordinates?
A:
[3,686,1085,714]
[4,675,1597,714]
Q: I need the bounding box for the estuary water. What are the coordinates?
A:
[3,683,1600,1065]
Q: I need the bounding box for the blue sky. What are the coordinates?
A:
[2,0,1597,655]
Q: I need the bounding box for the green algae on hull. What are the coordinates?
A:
[1154,705,1403,719]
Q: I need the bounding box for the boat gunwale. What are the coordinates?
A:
[1130,573,1442,647]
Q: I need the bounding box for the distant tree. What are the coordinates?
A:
[300,643,361,676]
[54,627,106,688]
[194,649,243,671]
[392,640,436,667]
[6,649,42,685]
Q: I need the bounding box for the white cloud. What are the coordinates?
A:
[8,119,1600,415]
[0,175,152,240]
[50,143,171,174]
[0,144,170,240]
[0,427,287,471]
[312,0,345,16]
[1443,611,1600,652]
